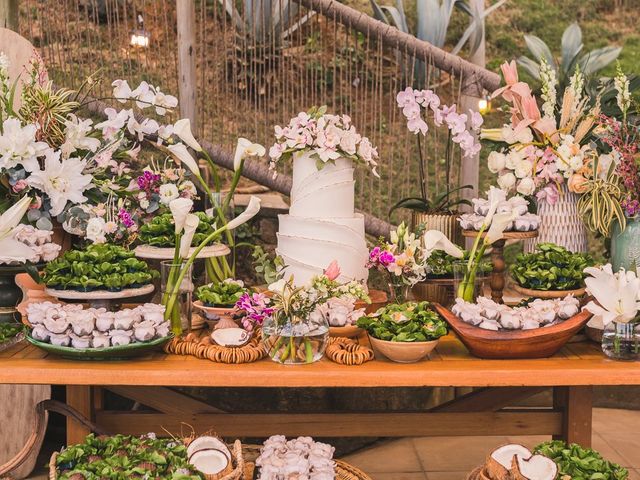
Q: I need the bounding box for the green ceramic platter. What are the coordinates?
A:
[25,332,173,361]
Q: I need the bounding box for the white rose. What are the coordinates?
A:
[569,155,584,173]
[515,127,533,144]
[516,177,536,196]
[497,172,517,191]
[159,183,180,205]
[487,151,506,173]
[514,159,533,179]
[86,217,107,244]
[505,150,523,170]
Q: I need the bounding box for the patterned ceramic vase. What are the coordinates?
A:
[611,217,640,271]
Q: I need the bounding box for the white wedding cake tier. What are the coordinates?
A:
[276,152,369,286]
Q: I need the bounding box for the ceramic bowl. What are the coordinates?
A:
[192,301,238,329]
[367,334,439,363]
[329,325,363,338]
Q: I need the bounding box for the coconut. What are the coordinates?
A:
[189,449,232,480]
[187,436,231,461]
[486,444,533,480]
[211,328,251,347]
[512,454,558,480]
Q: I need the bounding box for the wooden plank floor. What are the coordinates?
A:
[0,334,638,388]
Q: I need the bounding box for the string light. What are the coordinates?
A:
[478,96,491,115]
[130,14,150,48]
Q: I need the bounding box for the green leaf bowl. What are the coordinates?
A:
[25,332,174,361]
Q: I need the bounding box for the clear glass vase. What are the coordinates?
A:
[388,281,412,304]
[161,261,194,336]
[602,321,640,361]
[452,260,480,302]
[262,314,329,365]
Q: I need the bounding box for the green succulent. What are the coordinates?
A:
[0,323,22,343]
[196,280,248,307]
[138,212,219,248]
[357,301,447,342]
[534,441,628,480]
[55,433,203,480]
[43,244,157,292]
[510,243,595,291]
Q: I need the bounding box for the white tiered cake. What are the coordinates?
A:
[276,152,369,286]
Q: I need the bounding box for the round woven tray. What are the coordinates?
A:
[325,336,374,365]
[164,329,265,364]
[467,466,483,480]
[49,443,372,480]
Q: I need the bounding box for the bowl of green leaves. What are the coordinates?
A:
[510,243,595,298]
[193,279,249,328]
[43,244,158,292]
[357,301,448,363]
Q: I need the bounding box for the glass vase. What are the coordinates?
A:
[161,261,194,336]
[262,314,329,365]
[611,217,640,272]
[452,260,480,302]
[388,281,412,304]
[601,321,640,361]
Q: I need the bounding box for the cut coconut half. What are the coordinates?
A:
[189,448,232,479]
[513,453,558,480]
[187,436,231,461]
[486,444,533,480]
[211,328,251,347]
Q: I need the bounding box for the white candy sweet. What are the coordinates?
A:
[499,311,522,329]
[479,320,500,331]
[92,332,111,349]
[31,324,51,342]
[69,311,96,336]
[110,329,134,346]
[113,310,138,330]
[70,333,92,349]
[49,332,71,347]
[95,312,115,332]
[133,320,156,342]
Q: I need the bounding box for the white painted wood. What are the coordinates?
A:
[176,0,197,130]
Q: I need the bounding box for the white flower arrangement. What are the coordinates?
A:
[268,106,379,177]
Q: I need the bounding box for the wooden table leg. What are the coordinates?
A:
[553,386,593,447]
[66,386,93,445]
[490,239,506,303]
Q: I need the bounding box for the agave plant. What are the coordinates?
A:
[517,23,622,88]
[370,0,506,57]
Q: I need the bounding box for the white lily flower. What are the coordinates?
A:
[0,195,38,264]
[111,80,132,103]
[226,195,261,230]
[584,264,640,327]
[0,118,50,172]
[0,195,32,240]
[484,211,515,244]
[168,143,201,178]
[483,186,507,228]
[268,278,287,294]
[233,138,266,171]
[423,230,463,259]
[173,118,202,152]
[179,213,200,258]
[168,198,193,235]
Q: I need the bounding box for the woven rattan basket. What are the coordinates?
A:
[50,443,372,480]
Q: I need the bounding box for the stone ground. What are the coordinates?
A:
[26,407,640,480]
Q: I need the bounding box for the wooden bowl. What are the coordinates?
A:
[192,301,238,329]
[512,283,586,299]
[367,334,439,363]
[434,303,592,359]
[329,325,363,338]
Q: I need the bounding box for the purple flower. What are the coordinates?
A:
[379,251,395,266]
[235,292,275,329]
[118,208,135,228]
[136,170,161,192]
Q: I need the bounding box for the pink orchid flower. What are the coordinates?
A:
[324,260,341,281]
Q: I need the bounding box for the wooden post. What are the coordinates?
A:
[0,0,18,31]
[176,0,197,131]
[553,386,593,447]
[66,386,93,445]
[459,0,486,214]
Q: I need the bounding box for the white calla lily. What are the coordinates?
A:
[226,195,261,230]
[168,143,201,178]
[179,213,200,258]
[168,198,193,235]
[584,264,640,327]
[233,138,266,171]
[0,195,32,239]
[484,211,515,244]
[173,119,202,152]
[423,230,463,259]
[483,186,507,228]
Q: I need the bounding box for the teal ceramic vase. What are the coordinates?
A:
[611,217,640,272]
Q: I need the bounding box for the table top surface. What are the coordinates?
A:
[1,333,639,388]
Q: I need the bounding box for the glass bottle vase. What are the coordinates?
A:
[262,314,329,365]
[601,321,640,361]
[160,260,194,336]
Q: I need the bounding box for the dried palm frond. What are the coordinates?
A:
[573,103,600,143]
[559,88,574,130]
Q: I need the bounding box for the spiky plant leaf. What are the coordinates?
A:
[560,23,583,74]
[578,46,623,75]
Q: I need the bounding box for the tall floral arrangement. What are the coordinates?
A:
[268,106,379,177]
[391,87,483,214]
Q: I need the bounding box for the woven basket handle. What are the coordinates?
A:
[0,399,107,477]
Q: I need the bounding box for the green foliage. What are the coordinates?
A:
[510,243,595,291]
[43,244,157,292]
[138,212,219,248]
[0,323,22,343]
[425,249,492,278]
[357,301,447,342]
[55,433,203,480]
[389,185,473,216]
[534,440,628,480]
[252,246,285,285]
[196,281,248,307]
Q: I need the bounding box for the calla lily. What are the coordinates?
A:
[173,119,202,152]
[226,195,261,230]
[423,230,464,259]
[168,197,193,235]
[168,143,201,178]
[179,213,200,258]
[484,211,515,244]
[268,278,287,294]
[233,138,266,171]
[0,195,32,239]
[483,186,507,228]
[584,264,640,327]
[324,260,341,281]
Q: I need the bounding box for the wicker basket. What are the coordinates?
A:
[49,443,373,480]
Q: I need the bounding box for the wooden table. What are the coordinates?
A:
[1,334,638,447]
